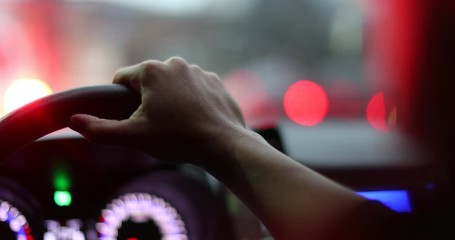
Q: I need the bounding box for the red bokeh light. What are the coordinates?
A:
[283,80,329,126]
[366,92,389,132]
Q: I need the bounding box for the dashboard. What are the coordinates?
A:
[0,123,442,240]
[0,130,235,240]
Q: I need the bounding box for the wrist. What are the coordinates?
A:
[199,124,266,176]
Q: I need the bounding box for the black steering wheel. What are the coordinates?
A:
[0,84,141,162]
[0,84,230,240]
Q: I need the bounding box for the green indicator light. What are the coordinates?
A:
[54,173,70,190]
[53,169,71,190]
[54,190,72,207]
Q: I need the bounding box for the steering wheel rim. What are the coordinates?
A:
[0,84,141,162]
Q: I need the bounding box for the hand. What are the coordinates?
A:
[69,57,247,165]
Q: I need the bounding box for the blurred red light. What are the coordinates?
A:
[283,80,329,126]
[366,92,389,132]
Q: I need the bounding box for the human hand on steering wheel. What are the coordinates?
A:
[69,57,248,166]
[69,57,370,240]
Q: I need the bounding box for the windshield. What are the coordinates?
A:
[0,0,371,121]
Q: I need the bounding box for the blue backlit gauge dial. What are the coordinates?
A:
[97,193,188,240]
[0,200,33,240]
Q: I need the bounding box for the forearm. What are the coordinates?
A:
[204,129,368,239]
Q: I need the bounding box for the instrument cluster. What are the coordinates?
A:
[0,134,237,240]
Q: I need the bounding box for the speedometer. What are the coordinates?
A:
[97,193,188,240]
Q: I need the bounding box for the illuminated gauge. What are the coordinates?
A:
[0,200,33,240]
[97,193,188,240]
[0,179,42,240]
[101,170,232,240]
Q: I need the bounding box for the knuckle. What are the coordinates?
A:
[190,64,201,70]
[205,71,220,79]
[190,64,203,73]
[167,57,188,69]
[205,71,223,85]
[140,60,165,75]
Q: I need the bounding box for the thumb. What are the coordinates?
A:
[69,114,134,146]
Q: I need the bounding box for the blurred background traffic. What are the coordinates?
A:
[0,0,404,169]
[0,0,384,125]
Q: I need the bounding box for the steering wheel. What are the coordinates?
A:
[0,84,230,240]
[0,84,141,162]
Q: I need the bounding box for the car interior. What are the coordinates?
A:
[0,0,453,239]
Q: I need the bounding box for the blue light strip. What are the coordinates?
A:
[356,190,412,213]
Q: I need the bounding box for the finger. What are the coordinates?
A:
[69,114,140,146]
[114,60,166,92]
[112,64,142,93]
